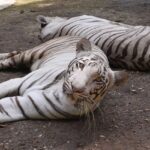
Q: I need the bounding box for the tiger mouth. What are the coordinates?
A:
[72,93,98,116]
[72,93,95,106]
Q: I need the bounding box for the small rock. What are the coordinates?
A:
[4,143,9,150]
[0,124,7,128]
[34,128,38,132]
[66,140,70,144]
[43,146,48,150]
[99,135,105,138]
[130,89,137,94]
[114,125,119,129]
[20,10,24,14]
[50,145,53,149]
[144,118,149,123]
[38,134,42,138]
[76,143,84,148]
[30,9,37,12]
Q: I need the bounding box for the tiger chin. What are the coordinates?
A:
[0,37,127,123]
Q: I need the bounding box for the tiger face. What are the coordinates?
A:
[36,15,67,41]
[63,38,128,109]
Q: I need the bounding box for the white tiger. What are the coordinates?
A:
[36,15,150,71]
[0,36,127,123]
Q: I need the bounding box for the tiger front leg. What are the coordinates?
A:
[0,95,46,123]
[0,91,60,123]
[0,78,24,99]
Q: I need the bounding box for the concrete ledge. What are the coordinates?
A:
[0,0,16,10]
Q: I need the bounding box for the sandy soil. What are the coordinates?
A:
[0,0,150,150]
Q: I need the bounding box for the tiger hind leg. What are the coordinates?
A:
[0,50,30,70]
[0,51,20,60]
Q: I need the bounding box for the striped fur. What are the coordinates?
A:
[0,36,127,123]
[37,15,150,71]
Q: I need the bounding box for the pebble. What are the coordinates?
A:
[20,10,24,14]
[99,135,105,138]
[114,125,119,129]
[38,134,42,138]
[66,140,70,144]
[130,89,137,94]
[144,118,149,123]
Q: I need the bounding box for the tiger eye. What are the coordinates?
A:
[96,76,101,82]
[79,62,85,70]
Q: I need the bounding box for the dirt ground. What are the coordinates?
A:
[0,0,150,150]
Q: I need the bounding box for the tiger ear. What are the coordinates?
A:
[76,38,92,54]
[36,15,49,28]
[113,70,128,86]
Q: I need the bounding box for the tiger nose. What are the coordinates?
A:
[72,86,85,93]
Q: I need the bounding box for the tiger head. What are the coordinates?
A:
[63,38,128,111]
[36,15,67,41]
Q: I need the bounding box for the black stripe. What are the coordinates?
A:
[108,57,125,69]
[18,73,35,94]
[8,61,14,68]
[53,91,62,105]
[58,18,93,36]
[75,27,91,36]
[29,51,38,64]
[93,27,117,45]
[15,97,29,119]
[146,61,150,70]
[115,28,145,54]
[101,31,125,50]
[75,24,101,36]
[10,56,17,66]
[43,92,77,118]
[72,26,85,36]
[38,50,46,59]
[0,104,10,116]
[25,70,54,89]
[43,70,66,90]
[116,58,129,69]
[131,62,142,70]
[38,70,56,85]
[37,38,78,66]
[28,95,48,119]
[120,41,132,59]
[132,31,150,60]
[64,24,79,35]
[45,107,57,119]
[138,41,150,66]
[106,32,129,57]
[69,25,81,35]
[88,31,101,40]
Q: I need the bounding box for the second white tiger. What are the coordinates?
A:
[37,15,150,71]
